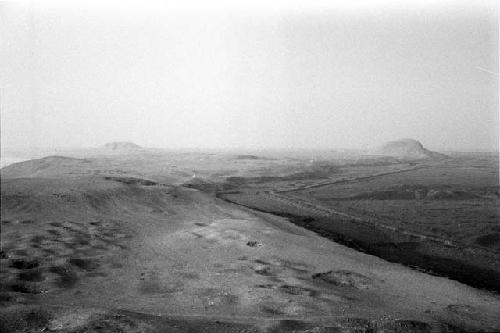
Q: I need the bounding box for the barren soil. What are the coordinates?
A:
[1,151,499,332]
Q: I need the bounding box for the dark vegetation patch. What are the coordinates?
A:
[49,265,78,288]
[104,176,157,186]
[73,311,260,333]
[179,271,199,279]
[446,304,479,320]
[109,262,123,269]
[0,306,465,333]
[375,320,436,333]
[345,186,479,201]
[426,189,478,200]
[259,305,284,315]
[279,284,318,296]
[254,266,272,276]
[269,319,310,332]
[0,308,51,333]
[246,240,262,247]
[279,259,312,273]
[0,293,13,303]
[86,272,108,278]
[69,258,99,271]
[77,194,105,211]
[373,248,500,292]
[18,269,44,282]
[65,313,143,333]
[235,155,260,160]
[8,282,41,294]
[42,248,58,255]
[30,235,46,245]
[12,249,28,256]
[47,229,61,236]
[85,310,458,333]
[312,270,373,289]
[221,293,239,306]
[73,235,91,246]
[256,284,276,289]
[221,164,340,189]
[254,259,269,265]
[267,213,377,253]
[10,258,39,270]
[475,233,500,247]
[335,317,372,331]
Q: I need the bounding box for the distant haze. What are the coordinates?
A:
[1,1,498,153]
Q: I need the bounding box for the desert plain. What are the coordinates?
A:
[0,140,499,332]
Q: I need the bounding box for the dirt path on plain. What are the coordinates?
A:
[276,163,424,193]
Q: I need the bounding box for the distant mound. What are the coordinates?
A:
[235,155,260,160]
[104,142,142,151]
[377,139,446,160]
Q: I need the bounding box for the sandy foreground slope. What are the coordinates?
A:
[1,176,500,332]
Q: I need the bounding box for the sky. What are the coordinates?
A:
[1,0,498,152]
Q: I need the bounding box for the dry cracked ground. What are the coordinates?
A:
[1,154,499,332]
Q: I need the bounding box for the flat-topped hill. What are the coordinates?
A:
[378,139,447,160]
[103,142,142,150]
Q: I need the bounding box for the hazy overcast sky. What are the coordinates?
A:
[1,1,498,152]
